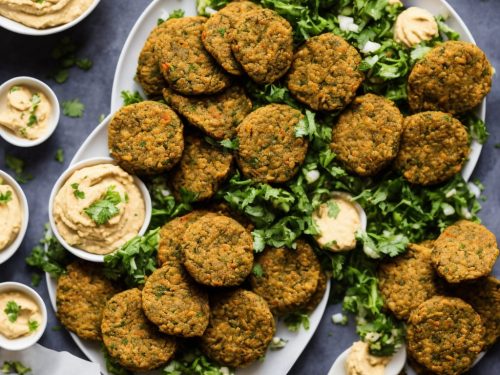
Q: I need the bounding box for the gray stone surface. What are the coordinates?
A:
[0,0,498,373]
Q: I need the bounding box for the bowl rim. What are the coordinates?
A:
[0,170,29,265]
[0,0,101,36]
[0,281,48,351]
[0,76,60,147]
[48,156,152,263]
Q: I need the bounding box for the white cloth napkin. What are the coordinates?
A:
[0,344,100,375]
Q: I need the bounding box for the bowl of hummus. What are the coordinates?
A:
[0,76,60,147]
[0,169,29,265]
[48,157,152,263]
[0,0,100,36]
[0,282,47,351]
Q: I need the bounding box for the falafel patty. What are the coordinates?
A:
[452,276,500,347]
[201,289,275,368]
[101,288,177,371]
[182,213,254,287]
[287,33,364,112]
[432,220,499,283]
[136,25,167,97]
[157,210,207,266]
[171,134,233,202]
[331,94,403,176]
[56,262,120,341]
[378,244,440,320]
[407,296,484,375]
[201,1,261,75]
[142,263,210,337]
[236,104,308,183]
[162,85,252,140]
[394,111,469,186]
[250,239,321,316]
[108,101,184,175]
[408,41,493,114]
[231,8,293,84]
[155,17,230,95]
[302,271,328,313]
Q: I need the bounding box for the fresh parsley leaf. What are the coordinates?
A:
[103,228,160,287]
[51,36,77,60]
[5,155,33,184]
[0,190,12,205]
[31,273,41,287]
[121,90,143,106]
[99,113,106,123]
[4,301,20,323]
[436,15,460,40]
[62,99,85,118]
[101,344,131,375]
[76,58,93,71]
[284,312,310,332]
[219,138,239,150]
[55,148,64,163]
[459,112,489,144]
[1,361,31,375]
[28,319,39,332]
[71,183,85,199]
[196,0,229,16]
[327,200,340,219]
[51,325,62,331]
[163,348,232,375]
[252,263,264,277]
[84,186,122,225]
[53,69,70,84]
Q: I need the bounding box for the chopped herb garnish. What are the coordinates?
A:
[327,200,340,219]
[28,319,39,332]
[31,273,42,287]
[84,186,122,225]
[55,148,64,163]
[71,183,85,199]
[9,86,20,93]
[62,98,85,118]
[252,263,264,277]
[5,155,32,184]
[51,325,62,331]
[0,190,12,205]
[219,138,239,150]
[121,90,143,106]
[284,312,310,332]
[4,301,20,323]
[163,348,232,375]
[1,361,31,375]
[98,113,106,123]
[76,58,93,71]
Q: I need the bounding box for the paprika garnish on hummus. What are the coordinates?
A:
[53,163,145,255]
[0,0,94,30]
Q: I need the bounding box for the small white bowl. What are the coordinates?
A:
[0,76,60,147]
[0,0,101,36]
[0,282,47,351]
[0,170,29,265]
[331,191,368,232]
[328,344,407,375]
[48,157,152,263]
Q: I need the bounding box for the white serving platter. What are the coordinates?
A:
[45,115,331,375]
[0,0,101,36]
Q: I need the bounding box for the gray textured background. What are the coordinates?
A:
[0,0,498,374]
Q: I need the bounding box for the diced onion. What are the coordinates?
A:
[361,41,381,54]
[305,170,320,184]
[338,15,360,33]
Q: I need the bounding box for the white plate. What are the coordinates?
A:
[45,115,331,374]
[110,0,485,183]
[0,0,101,36]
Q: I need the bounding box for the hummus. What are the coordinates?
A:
[0,0,94,29]
[0,291,41,339]
[0,85,51,140]
[345,341,390,375]
[0,179,22,252]
[53,163,145,255]
[394,7,439,47]
[312,195,361,252]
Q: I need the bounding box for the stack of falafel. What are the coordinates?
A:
[57,0,495,372]
[379,220,500,375]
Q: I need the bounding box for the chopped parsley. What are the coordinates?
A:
[0,190,12,205]
[84,186,122,225]
[28,319,39,332]
[157,8,185,25]
[1,361,31,375]
[252,263,264,277]
[76,58,93,71]
[327,200,340,219]
[163,348,233,375]
[121,90,143,106]
[219,138,239,150]
[71,183,85,199]
[4,301,20,323]
[55,148,64,163]
[50,37,92,83]
[62,99,85,118]
[284,312,310,332]
[31,273,42,287]
[5,155,32,184]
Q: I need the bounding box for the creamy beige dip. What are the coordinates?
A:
[394,7,439,47]
[312,196,361,252]
[53,164,145,255]
[0,0,94,29]
[388,0,403,5]
[345,341,390,375]
[0,180,21,252]
[0,85,51,140]
[0,291,41,339]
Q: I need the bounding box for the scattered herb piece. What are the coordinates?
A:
[5,155,32,184]
[0,190,12,205]
[71,183,85,199]
[219,138,239,150]
[101,344,131,375]
[331,313,348,325]
[55,148,64,163]
[28,319,39,332]
[99,113,106,123]
[327,200,340,219]
[284,312,310,332]
[1,361,31,375]
[269,337,288,350]
[4,301,20,323]
[53,69,70,84]
[30,273,42,287]
[252,263,264,277]
[163,348,233,375]
[62,99,85,118]
[51,325,62,331]
[84,186,122,225]
[121,90,143,106]
[76,58,93,71]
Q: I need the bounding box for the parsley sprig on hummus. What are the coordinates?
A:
[4,301,21,323]
[0,190,12,204]
[84,186,122,225]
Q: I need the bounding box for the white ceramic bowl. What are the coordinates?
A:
[0,76,60,147]
[0,0,101,36]
[329,344,407,375]
[48,157,152,263]
[0,282,47,351]
[0,170,29,265]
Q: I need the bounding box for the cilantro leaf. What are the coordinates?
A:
[121,90,143,106]
[62,99,85,118]
[76,58,93,71]
[219,138,239,150]
[0,190,12,205]
[252,263,264,277]
[53,69,69,84]
[163,348,232,375]
[327,200,340,219]
[4,301,20,322]
[1,361,31,375]
[5,155,33,184]
[28,319,39,332]
[55,148,64,163]
[284,312,310,332]
[71,183,85,199]
[84,186,122,225]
